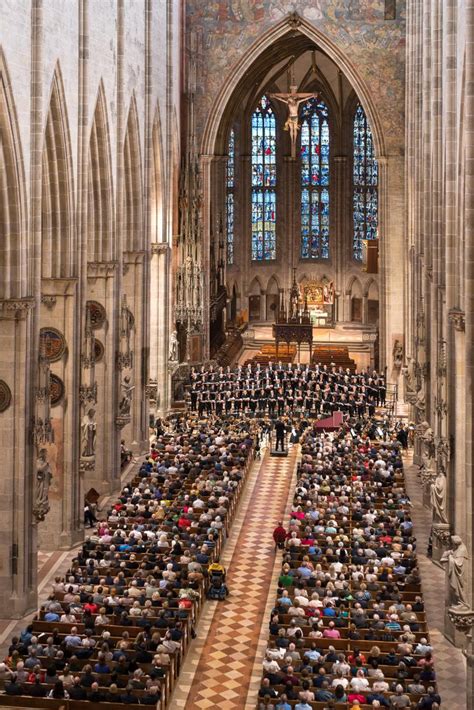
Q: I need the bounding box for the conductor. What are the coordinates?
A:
[275,418,286,452]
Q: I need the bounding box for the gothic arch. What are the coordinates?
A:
[364,278,379,299]
[123,93,143,253]
[201,15,386,160]
[346,274,362,297]
[87,80,114,263]
[150,103,164,244]
[266,275,279,293]
[248,276,263,295]
[41,63,75,279]
[0,50,27,299]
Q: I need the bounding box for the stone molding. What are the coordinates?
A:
[0,298,35,318]
[87,261,119,279]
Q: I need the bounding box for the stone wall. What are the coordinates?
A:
[405,1,474,703]
[0,0,180,616]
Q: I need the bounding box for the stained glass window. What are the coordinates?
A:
[353,103,378,261]
[226,128,235,265]
[300,98,330,259]
[251,95,276,260]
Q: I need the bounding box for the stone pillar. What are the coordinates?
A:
[121,251,148,454]
[333,155,348,313]
[38,280,83,550]
[84,264,120,497]
[0,300,37,617]
[149,242,171,415]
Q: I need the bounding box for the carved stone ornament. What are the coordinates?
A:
[79,458,95,473]
[151,242,168,256]
[40,327,67,362]
[117,351,134,370]
[94,339,105,363]
[41,295,57,310]
[287,10,302,28]
[115,414,131,429]
[145,381,158,404]
[50,374,65,406]
[0,380,12,412]
[448,607,474,634]
[448,308,466,332]
[431,523,451,545]
[79,382,98,405]
[0,298,35,317]
[87,300,107,330]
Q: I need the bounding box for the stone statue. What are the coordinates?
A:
[392,339,403,368]
[169,330,179,362]
[33,448,53,522]
[414,385,425,418]
[119,376,134,416]
[442,535,470,609]
[270,86,318,158]
[404,356,417,394]
[430,469,448,524]
[81,408,96,458]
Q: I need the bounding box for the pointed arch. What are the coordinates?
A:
[150,103,164,244]
[202,18,385,160]
[123,93,143,253]
[41,63,75,279]
[0,50,27,299]
[266,275,280,293]
[300,97,330,260]
[346,274,362,297]
[87,80,114,262]
[248,276,263,295]
[365,278,379,300]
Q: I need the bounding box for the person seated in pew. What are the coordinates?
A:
[4,674,24,696]
[120,683,140,704]
[315,679,334,701]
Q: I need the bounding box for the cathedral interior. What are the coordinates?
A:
[0,1,473,709]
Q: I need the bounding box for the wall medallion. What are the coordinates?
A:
[40,327,66,362]
[87,301,106,330]
[0,380,12,412]
[50,374,65,406]
[94,339,105,363]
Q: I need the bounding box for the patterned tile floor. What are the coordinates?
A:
[403,453,467,710]
[171,445,298,710]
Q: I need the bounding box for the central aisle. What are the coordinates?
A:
[173,446,298,709]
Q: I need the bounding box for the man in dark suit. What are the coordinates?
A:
[275,419,286,452]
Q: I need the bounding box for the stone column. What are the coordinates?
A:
[333,155,348,317]
[149,242,171,415]
[0,300,37,617]
[38,280,82,550]
[84,264,120,497]
[121,251,148,454]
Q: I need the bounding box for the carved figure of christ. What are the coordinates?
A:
[270,86,318,158]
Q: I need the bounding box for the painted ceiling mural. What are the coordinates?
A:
[186,0,406,154]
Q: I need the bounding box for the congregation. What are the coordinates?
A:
[0,416,254,707]
[0,365,437,710]
[189,363,386,418]
[259,425,440,710]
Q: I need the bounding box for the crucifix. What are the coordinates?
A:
[270,85,318,158]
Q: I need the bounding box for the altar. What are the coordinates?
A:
[302,279,335,328]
